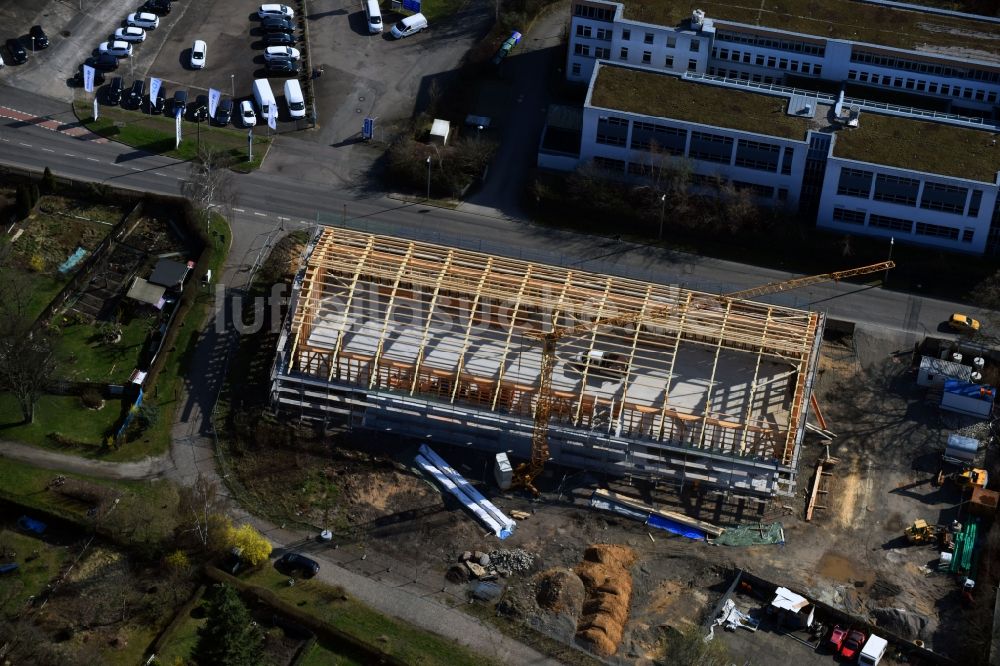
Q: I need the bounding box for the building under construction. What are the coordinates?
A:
[271,229,825,497]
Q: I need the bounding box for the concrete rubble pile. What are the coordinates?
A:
[448,548,536,583]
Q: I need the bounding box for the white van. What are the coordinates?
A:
[858,635,888,666]
[252,78,277,119]
[284,79,306,119]
[364,0,383,33]
[390,12,427,39]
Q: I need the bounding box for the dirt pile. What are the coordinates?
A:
[535,568,585,614]
[574,544,636,657]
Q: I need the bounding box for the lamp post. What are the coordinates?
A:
[885,236,894,285]
[425,156,431,201]
[658,193,667,240]
[31,36,35,53]
[231,73,235,99]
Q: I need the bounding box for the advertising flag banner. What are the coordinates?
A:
[93,97,99,121]
[267,105,277,130]
[83,65,95,93]
[175,108,182,148]
[208,87,221,119]
[149,77,162,105]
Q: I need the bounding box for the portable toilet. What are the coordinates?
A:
[493,452,512,490]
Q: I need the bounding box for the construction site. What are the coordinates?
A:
[253,229,1000,664]
[271,228,827,497]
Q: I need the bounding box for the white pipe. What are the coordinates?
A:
[419,445,515,536]
[415,455,506,538]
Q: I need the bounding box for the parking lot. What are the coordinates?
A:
[2,0,493,180]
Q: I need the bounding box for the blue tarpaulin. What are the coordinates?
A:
[58,247,87,274]
[646,514,705,540]
[16,516,46,535]
[0,563,19,575]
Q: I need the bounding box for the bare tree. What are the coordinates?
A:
[177,475,229,552]
[182,145,237,226]
[0,269,57,423]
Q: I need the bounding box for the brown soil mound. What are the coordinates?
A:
[536,568,585,613]
[574,544,636,657]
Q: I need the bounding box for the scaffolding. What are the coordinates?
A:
[271,228,825,496]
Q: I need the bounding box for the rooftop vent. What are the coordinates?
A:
[691,8,706,27]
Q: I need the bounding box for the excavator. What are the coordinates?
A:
[510,260,895,495]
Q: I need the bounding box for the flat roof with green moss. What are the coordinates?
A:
[590,64,811,140]
[616,0,1000,64]
[832,113,1000,182]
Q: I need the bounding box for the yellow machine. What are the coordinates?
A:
[904,519,941,545]
[937,468,989,490]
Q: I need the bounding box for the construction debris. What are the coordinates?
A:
[488,548,535,575]
[574,544,636,657]
[707,598,760,639]
[714,523,785,547]
[590,489,723,538]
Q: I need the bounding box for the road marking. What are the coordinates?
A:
[153,172,170,178]
[64,152,75,157]
[86,157,100,162]
[278,216,289,221]
[232,208,245,213]
[19,142,31,147]
[253,212,267,217]
[129,166,142,171]
[41,147,55,153]
[0,105,108,143]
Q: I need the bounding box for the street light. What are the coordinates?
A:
[30,36,35,53]
[425,156,431,200]
[658,193,667,240]
[231,73,235,99]
[885,236,894,284]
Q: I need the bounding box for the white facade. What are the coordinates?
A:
[567,0,1000,113]
[818,158,1000,254]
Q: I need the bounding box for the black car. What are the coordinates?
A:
[73,63,106,87]
[6,38,27,64]
[275,553,319,578]
[188,94,209,122]
[261,17,295,33]
[85,53,118,71]
[142,0,171,15]
[126,79,145,109]
[148,87,166,114]
[172,89,188,116]
[263,32,295,46]
[214,97,233,126]
[265,59,299,77]
[29,26,49,49]
[106,77,124,105]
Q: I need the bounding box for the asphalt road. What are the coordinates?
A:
[0,82,979,341]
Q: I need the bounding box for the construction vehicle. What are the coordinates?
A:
[904,518,942,545]
[510,261,895,494]
[936,467,989,490]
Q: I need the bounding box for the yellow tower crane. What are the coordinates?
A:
[511,261,894,494]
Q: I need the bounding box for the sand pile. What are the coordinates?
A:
[536,568,585,613]
[574,544,636,657]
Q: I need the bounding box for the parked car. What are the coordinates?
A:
[106,76,124,105]
[74,63,106,86]
[189,94,209,121]
[172,89,188,115]
[99,40,133,58]
[263,32,295,46]
[263,45,299,61]
[85,54,118,71]
[29,25,49,49]
[840,629,867,660]
[260,17,295,33]
[190,39,206,68]
[275,552,319,578]
[390,12,427,39]
[114,26,146,43]
[6,38,27,64]
[258,4,295,19]
[239,100,257,126]
[126,12,160,29]
[142,0,171,15]
[214,97,233,126]
[126,79,145,109]
[265,59,299,76]
[949,313,981,332]
[148,87,166,114]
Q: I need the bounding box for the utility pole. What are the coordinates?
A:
[425,156,431,200]
[884,237,894,285]
[658,194,666,240]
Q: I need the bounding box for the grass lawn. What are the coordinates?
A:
[24,274,66,324]
[0,458,179,545]
[415,0,465,22]
[154,606,205,665]
[242,567,497,666]
[300,640,368,666]
[0,393,121,450]
[54,314,153,384]
[0,530,69,619]
[73,100,271,171]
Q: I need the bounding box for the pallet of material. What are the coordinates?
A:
[592,489,724,537]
